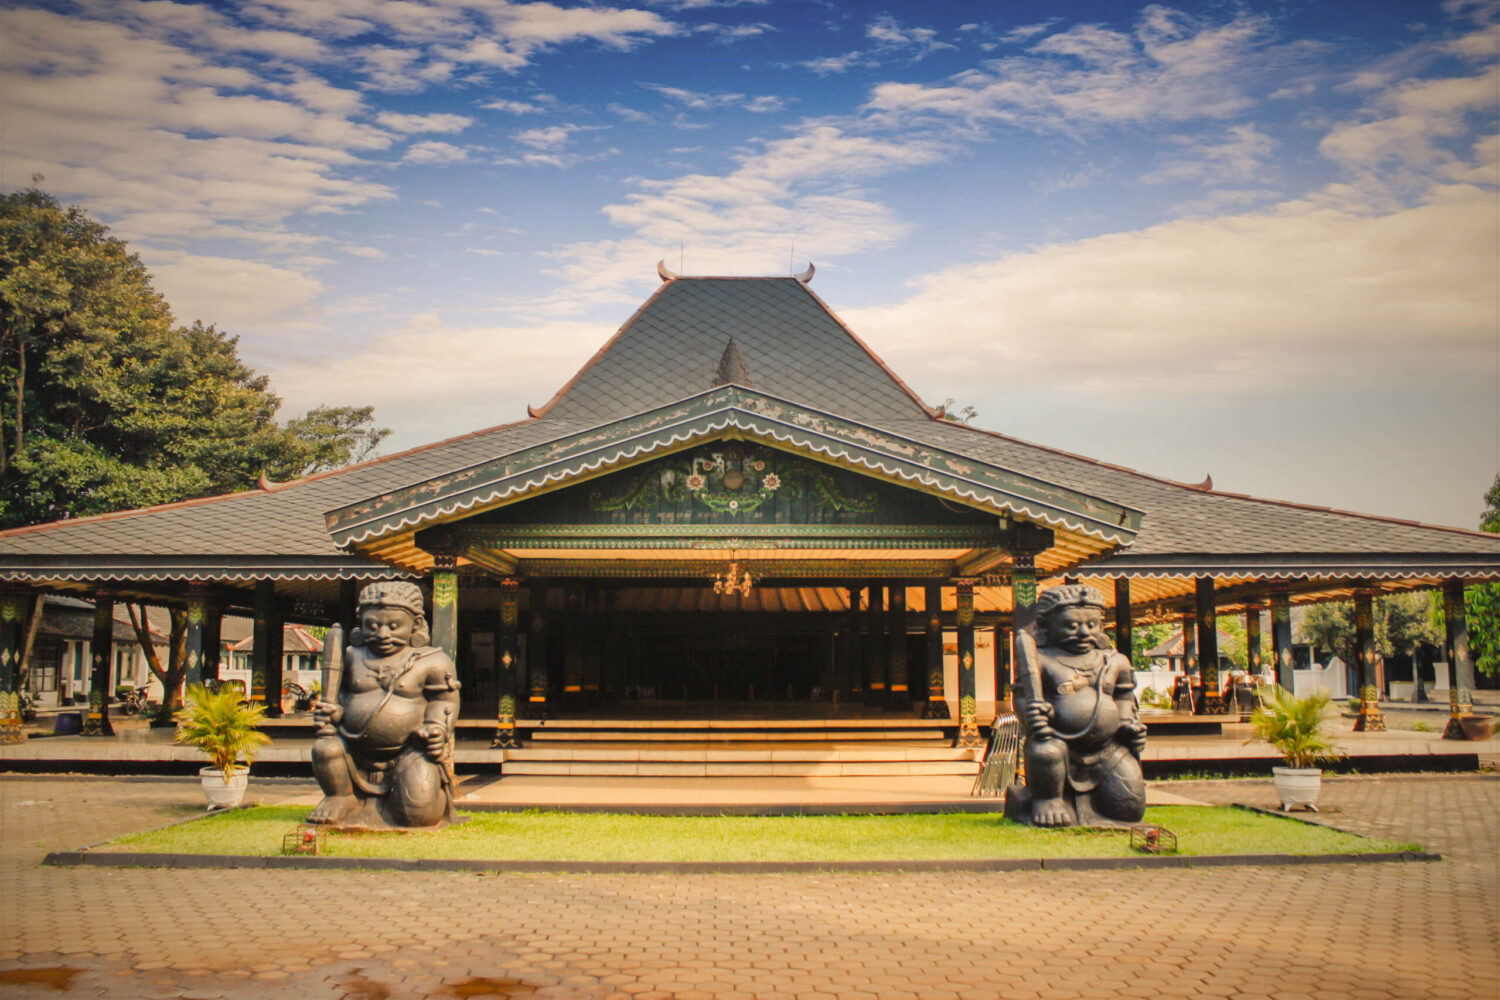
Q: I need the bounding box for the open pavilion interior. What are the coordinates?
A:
[2,266,1497,757]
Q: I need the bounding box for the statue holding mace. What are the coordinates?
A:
[309,582,460,829]
[1006,583,1148,828]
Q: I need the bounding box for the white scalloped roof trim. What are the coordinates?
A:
[0,567,410,583]
[333,410,1137,549]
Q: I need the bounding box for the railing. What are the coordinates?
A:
[970,713,1021,797]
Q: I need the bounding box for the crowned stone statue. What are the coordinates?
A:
[1005,584,1148,828]
[308,582,461,830]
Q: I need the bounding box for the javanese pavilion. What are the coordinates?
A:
[2,267,1497,752]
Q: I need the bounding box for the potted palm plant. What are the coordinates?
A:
[173,683,272,810]
[1248,685,1343,812]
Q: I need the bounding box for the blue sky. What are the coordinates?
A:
[1,0,1497,530]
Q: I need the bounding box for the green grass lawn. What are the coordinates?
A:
[102,805,1414,862]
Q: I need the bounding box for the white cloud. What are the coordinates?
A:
[645,84,744,109]
[375,111,474,134]
[0,6,396,251]
[1320,61,1500,178]
[1000,22,1056,44]
[866,15,954,59]
[864,7,1279,128]
[512,125,576,150]
[1142,124,1276,185]
[346,245,388,258]
[797,51,872,75]
[402,140,471,164]
[846,185,1498,400]
[144,250,326,329]
[743,95,786,113]
[707,23,772,43]
[481,98,545,114]
[268,313,616,435]
[538,124,944,304]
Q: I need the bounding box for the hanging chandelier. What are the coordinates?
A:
[712,561,755,597]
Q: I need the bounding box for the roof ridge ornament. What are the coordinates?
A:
[711,337,754,389]
[1188,474,1213,491]
[657,259,813,282]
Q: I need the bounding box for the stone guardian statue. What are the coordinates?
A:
[309,582,460,829]
[1005,584,1148,827]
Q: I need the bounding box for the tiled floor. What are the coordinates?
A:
[0,772,1495,999]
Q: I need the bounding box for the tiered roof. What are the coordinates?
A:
[0,272,1495,614]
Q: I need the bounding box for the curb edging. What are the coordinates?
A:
[42,849,1441,874]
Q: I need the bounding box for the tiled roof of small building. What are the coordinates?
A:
[881,418,1500,559]
[0,416,588,561]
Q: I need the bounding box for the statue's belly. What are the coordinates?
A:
[341,690,426,755]
[1052,690,1120,749]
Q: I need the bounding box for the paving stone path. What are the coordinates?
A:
[0,773,1495,999]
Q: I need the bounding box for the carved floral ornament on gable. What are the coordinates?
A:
[591,444,878,517]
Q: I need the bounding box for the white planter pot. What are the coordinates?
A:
[1271,766,1322,812]
[199,766,249,810]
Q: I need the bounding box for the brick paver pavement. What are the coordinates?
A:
[0,773,1496,1000]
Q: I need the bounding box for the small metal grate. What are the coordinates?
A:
[282,824,327,856]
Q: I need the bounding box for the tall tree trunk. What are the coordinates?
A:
[16,592,43,690]
[127,603,188,715]
[0,329,8,480]
[11,337,24,466]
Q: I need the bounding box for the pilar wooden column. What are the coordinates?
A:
[1180,610,1198,712]
[562,585,584,696]
[865,583,886,706]
[0,589,27,744]
[1352,589,1385,731]
[254,580,285,718]
[887,584,908,708]
[1113,578,1133,664]
[954,578,981,748]
[1012,554,1039,723]
[1245,605,1264,680]
[528,583,549,716]
[1195,577,1225,714]
[583,584,602,695]
[201,599,223,684]
[1270,585,1293,691]
[1441,579,1481,739]
[183,587,211,689]
[83,590,115,736]
[994,624,1012,712]
[845,585,863,698]
[492,578,521,749]
[921,582,945,718]
[338,579,360,637]
[430,556,459,662]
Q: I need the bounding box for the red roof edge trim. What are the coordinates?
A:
[0,414,542,540]
[942,421,1500,541]
[529,280,676,419]
[795,281,938,420]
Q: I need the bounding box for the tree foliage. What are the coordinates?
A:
[1466,472,1500,676]
[0,188,386,529]
[1296,592,1440,666]
[280,404,390,476]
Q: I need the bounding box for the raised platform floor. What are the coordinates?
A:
[4,715,1494,781]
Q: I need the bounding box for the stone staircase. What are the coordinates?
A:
[500,718,982,777]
